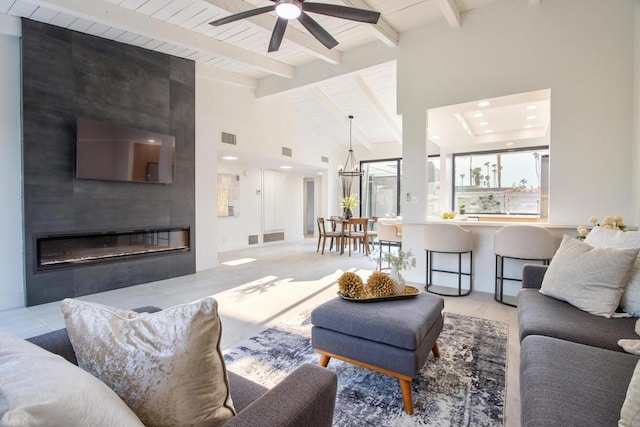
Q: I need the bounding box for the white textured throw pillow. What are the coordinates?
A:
[585,226,640,316]
[540,235,639,318]
[620,359,640,426]
[61,297,236,427]
[0,330,144,427]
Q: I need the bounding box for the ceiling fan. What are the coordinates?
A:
[209,0,381,52]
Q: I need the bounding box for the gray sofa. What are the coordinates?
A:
[26,307,337,427]
[518,265,639,427]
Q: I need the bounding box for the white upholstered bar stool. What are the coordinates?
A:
[377,221,402,253]
[424,223,473,297]
[494,225,556,307]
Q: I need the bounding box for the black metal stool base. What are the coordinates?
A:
[495,255,550,307]
[424,250,472,297]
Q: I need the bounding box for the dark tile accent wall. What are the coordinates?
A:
[22,19,196,306]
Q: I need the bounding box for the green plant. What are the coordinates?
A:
[459,203,466,210]
[381,249,416,273]
[341,194,359,209]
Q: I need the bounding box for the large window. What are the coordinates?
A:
[361,159,401,218]
[453,147,548,215]
[427,155,440,215]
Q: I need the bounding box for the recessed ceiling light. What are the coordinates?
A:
[526,115,537,120]
[317,172,323,175]
[148,139,155,143]
[526,105,538,110]
[485,129,493,133]
[523,124,533,129]
[473,113,484,118]
[479,122,489,126]
[477,101,491,107]
[432,135,440,140]
[221,156,238,160]
[506,142,514,146]
[280,165,292,169]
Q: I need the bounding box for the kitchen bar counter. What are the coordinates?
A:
[401,220,577,296]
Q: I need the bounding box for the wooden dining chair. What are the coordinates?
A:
[317,217,343,255]
[345,218,369,256]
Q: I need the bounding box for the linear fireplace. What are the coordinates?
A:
[36,227,190,271]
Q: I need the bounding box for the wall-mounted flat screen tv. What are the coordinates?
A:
[76,117,175,184]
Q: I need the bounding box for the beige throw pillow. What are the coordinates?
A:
[61,297,236,427]
[585,226,640,316]
[540,235,639,317]
[620,359,640,426]
[0,330,144,426]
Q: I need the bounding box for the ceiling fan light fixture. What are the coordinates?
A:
[275,0,302,19]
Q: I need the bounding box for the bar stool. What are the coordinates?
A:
[378,221,402,253]
[494,225,556,307]
[424,223,473,297]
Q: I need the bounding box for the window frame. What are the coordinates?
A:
[359,157,402,218]
[451,145,549,215]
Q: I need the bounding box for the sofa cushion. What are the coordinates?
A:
[520,335,639,427]
[0,330,144,427]
[620,359,640,426]
[585,226,640,316]
[539,235,639,317]
[518,289,638,351]
[61,297,236,427]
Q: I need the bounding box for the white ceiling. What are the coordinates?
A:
[1,0,547,157]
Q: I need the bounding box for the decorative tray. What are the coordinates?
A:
[338,285,421,303]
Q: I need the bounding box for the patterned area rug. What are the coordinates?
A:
[223,311,507,426]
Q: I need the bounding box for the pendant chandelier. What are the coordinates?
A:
[338,115,363,177]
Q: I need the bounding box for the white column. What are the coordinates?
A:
[401,110,427,222]
[0,16,24,309]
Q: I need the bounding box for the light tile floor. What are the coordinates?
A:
[0,238,521,426]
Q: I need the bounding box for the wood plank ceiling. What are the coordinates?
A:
[2,0,530,152]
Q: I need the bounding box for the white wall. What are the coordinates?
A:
[398,0,636,226]
[0,17,23,309]
[195,68,345,258]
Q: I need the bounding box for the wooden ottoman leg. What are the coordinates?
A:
[399,378,414,415]
[432,342,440,358]
[318,353,331,367]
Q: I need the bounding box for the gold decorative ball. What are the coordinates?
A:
[338,272,364,298]
[366,272,394,298]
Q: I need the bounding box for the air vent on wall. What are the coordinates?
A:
[282,147,292,157]
[263,232,285,243]
[321,156,329,163]
[221,132,237,145]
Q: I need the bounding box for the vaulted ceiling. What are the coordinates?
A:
[3,0,547,152]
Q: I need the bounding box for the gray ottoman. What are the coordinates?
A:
[310,293,445,414]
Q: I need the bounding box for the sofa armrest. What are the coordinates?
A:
[522,265,548,289]
[225,364,337,427]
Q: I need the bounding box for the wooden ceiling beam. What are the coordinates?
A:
[341,0,399,46]
[437,0,461,29]
[352,75,401,142]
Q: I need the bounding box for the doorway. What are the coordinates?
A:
[304,179,315,236]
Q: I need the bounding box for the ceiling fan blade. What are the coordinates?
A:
[268,18,288,52]
[209,5,275,27]
[297,12,338,50]
[302,3,380,24]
